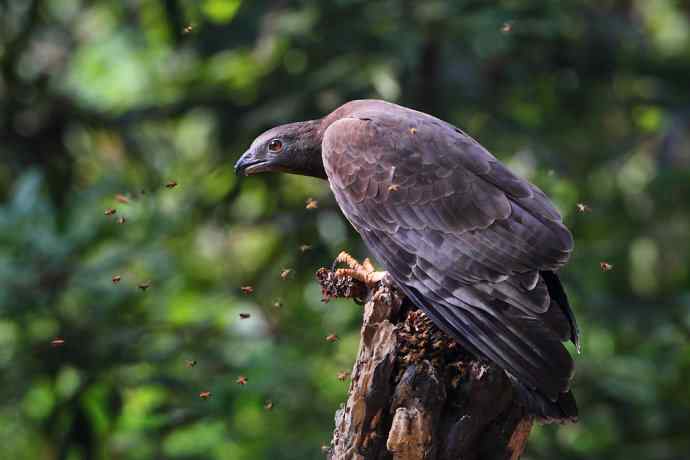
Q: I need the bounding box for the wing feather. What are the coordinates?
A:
[322,103,577,400]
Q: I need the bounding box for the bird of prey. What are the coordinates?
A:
[235,100,579,422]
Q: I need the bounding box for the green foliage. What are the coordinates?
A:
[2,0,690,458]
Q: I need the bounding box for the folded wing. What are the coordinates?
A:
[322,103,578,402]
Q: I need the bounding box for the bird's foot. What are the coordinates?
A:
[332,251,386,288]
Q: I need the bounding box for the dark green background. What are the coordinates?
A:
[2,0,690,458]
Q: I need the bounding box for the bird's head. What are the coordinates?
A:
[234,120,327,179]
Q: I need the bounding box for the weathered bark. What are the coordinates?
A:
[316,268,533,460]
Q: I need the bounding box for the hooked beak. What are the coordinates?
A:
[234,150,272,176]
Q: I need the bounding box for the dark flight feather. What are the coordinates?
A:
[321,100,579,421]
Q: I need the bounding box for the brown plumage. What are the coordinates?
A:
[236,100,579,422]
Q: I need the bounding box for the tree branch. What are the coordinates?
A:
[317,268,533,460]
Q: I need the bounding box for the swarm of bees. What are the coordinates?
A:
[102,178,305,411]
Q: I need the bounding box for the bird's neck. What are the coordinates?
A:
[293,119,328,179]
[294,105,362,180]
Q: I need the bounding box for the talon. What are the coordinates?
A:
[367,270,386,285]
[335,268,358,279]
[333,250,359,272]
[362,258,375,273]
[332,251,387,288]
[336,251,361,270]
[333,250,355,272]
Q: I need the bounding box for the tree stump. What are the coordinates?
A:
[316,268,533,460]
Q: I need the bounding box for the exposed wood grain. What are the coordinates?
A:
[317,268,533,460]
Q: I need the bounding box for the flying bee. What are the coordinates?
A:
[104,208,116,216]
[305,198,318,209]
[236,375,248,385]
[115,194,129,204]
[239,313,251,319]
[337,370,350,381]
[165,180,178,189]
[51,337,65,347]
[240,286,254,295]
[199,391,211,399]
[138,281,152,291]
[280,268,292,280]
[600,262,613,272]
[264,400,274,411]
[576,203,592,213]
[112,275,122,283]
[325,333,338,343]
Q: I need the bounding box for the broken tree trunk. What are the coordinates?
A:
[316,268,533,460]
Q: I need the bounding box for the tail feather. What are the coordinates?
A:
[507,373,578,424]
[541,270,580,352]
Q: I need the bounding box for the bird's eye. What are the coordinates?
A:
[268,139,283,153]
